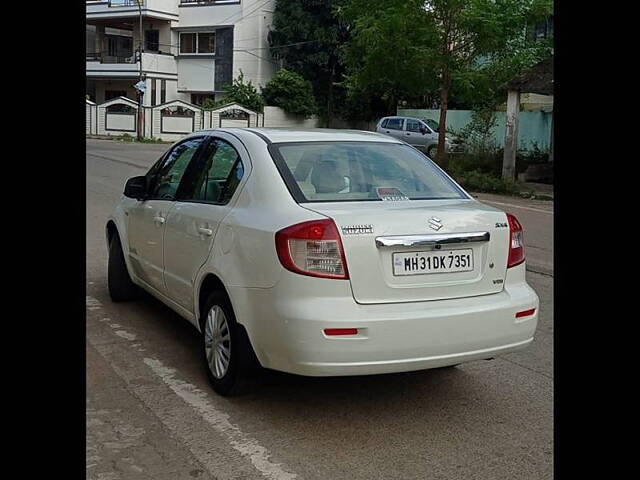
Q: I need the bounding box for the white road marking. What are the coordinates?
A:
[143,357,297,480]
[86,296,102,311]
[86,294,297,480]
[114,330,137,341]
[479,199,553,214]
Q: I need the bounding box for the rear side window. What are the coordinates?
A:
[385,118,404,130]
[380,119,389,128]
[269,142,467,203]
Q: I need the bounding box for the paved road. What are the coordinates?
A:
[86,139,553,480]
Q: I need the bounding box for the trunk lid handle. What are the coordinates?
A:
[375,231,490,248]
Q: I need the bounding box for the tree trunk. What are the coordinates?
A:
[502,89,520,181]
[327,64,334,128]
[437,70,450,170]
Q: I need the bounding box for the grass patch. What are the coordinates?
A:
[115,134,169,144]
[451,168,520,195]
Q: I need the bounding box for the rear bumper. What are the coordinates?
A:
[229,264,539,376]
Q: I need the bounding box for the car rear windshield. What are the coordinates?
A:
[269,141,468,203]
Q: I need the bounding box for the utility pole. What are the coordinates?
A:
[136,0,144,140]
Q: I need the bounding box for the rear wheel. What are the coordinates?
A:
[201,291,258,396]
[108,233,138,302]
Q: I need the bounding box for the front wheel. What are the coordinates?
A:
[427,145,438,160]
[201,291,257,396]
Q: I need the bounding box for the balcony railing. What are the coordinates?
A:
[107,1,144,6]
[87,52,136,64]
[180,1,234,4]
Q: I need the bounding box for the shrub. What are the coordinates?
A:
[516,142,550,174]
[262,69,317,118]
[219,71,265,112]
[451,169,519,195]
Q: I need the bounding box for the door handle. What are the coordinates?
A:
[153,216,165,225]
[198,227,213,236]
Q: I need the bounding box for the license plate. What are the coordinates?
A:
[392,249,474,276]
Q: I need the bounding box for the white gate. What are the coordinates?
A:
[209,103,259,129]
[151,100,203,141]
[97,97,139,136]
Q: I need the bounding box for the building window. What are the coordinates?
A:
[145,29,160,52]
[198,32,215,53]
[161,80,166,104]
[180,33,196,54]
[191,94,215,106]
[180,32,216,54]
[151,79,157,106]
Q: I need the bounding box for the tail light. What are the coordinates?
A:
[275,219,349,279]
[507,213,525,268]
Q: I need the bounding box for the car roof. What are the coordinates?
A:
[381,116,424,122]
[194,128,401,144]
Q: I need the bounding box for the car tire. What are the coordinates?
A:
[427,145,438,160]
[108,233,139,302]
[200,291,259,396]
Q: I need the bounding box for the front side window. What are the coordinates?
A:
[270,142,466,203]
[184,139,244,204]
[149,138,204,200]
[385,118,404,130]
[406,119,423,133]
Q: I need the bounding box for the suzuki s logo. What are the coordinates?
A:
[428,217,443,231]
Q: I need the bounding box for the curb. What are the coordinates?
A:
[526,263,553,277]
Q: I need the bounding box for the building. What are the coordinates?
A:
[86,0,276,107]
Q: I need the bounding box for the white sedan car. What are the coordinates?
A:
[106,128,539,395]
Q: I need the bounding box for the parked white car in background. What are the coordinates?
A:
[106,128,539,395]
[376,116,464,158]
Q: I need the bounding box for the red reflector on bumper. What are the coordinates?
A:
[324,328,358,336]
[515,308,536,318]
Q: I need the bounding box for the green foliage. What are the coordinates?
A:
[452,169,519,194]
[262,69,317,118]
[340,0,438,116]
[269,0,350,121]
[202,98,226,110]
[339,0,552,117]
[455,107,499,156]
[220,71,265,113]
[114,134,168,144]
[516,142,550,173]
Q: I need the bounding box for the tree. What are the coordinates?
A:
[269,0,350,123]
[220,71,265,112]
[340,0,551,168]
[262,69,317,118]
[424,0,552,169]
[341,0,439,117]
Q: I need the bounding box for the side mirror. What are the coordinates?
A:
[420,126,428,135]
[124,175,147,200]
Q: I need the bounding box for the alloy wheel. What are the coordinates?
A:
[204,305,231,379]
